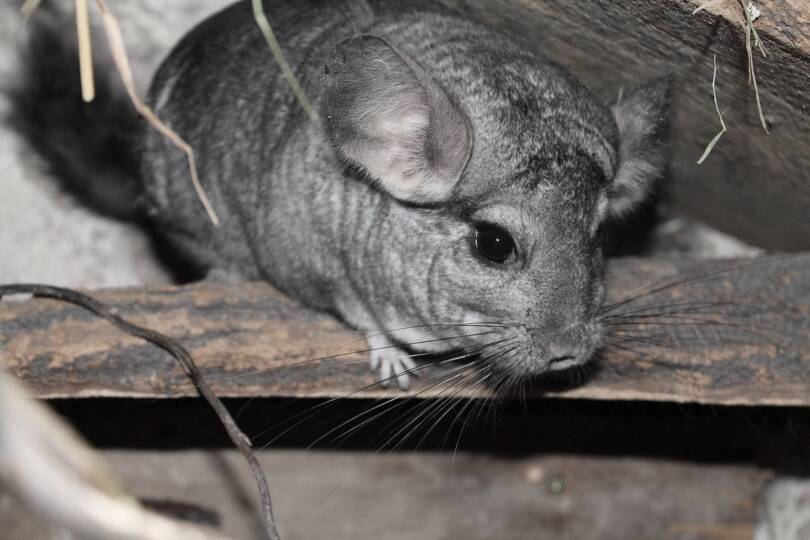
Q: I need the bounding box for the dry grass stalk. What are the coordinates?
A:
[75,0,94,102]
[693,0,769,163]
[19,0,41,20]
[18,0,222,226]
[739,0,769,133]
[251,0,319,122]
[93,0,221,226]
[697,54,728,164]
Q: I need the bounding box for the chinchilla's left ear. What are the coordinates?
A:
[323,35,472,204]
[608,77,673,218]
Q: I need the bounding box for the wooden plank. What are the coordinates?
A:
[0,450,772,540]
[1,255,808,405]
[439,0,810,251]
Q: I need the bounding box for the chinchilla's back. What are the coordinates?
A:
[140,0,514,293]
[140,0,375,281]
[142,0,593,288]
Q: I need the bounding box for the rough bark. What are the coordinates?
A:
[2,255,808,405]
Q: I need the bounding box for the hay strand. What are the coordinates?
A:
[19,0,41,20]
[739,0,769,133]
[93,0,221,226]
[21,0,222,225]
[251,0,319,122]
[697,54,727,165]
[75,0,95,102]
[693,0,769,162]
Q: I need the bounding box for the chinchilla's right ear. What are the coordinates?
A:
[322,35,472,204]
[608,76,673,218]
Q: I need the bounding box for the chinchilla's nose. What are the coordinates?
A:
[530,323,597,371]
[544,341,590,370]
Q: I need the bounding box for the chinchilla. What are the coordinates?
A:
[9,0,670,389]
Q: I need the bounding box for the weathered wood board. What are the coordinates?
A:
[0,450,772,540]
[1,255,808,405]
[439,0,810,251]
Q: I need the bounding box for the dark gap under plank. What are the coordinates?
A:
[47,397,810,471]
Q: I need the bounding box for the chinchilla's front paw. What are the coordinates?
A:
[367,334,417,390]
[203,267,244,284]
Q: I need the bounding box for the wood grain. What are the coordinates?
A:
[0,450,772,540]
[439,0,810,251]
[1,255,808,405]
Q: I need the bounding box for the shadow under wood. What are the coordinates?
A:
[49,397,810,473]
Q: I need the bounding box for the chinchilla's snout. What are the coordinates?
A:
[517,252,606,376]
[527,320,602,374]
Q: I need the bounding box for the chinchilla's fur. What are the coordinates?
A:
[11,0,671,389]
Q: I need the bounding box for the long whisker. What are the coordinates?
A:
[601,254,801,315]
[599,341,687,370]
[378,341,519,452]
[603,307,793,349]
[604,332,704,359]
[310,338,519,452]
[331,321,518,354]
[278,361,483,465]
[413,370,494,454]
[255,339,510,448]
[373,368,488,453]
[602,300,770,320]
[438,345,524,457]
[164,329,504,397]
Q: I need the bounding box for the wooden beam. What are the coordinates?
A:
[0,450,771,540]
[439,0,810,251]
[1,255,808,405]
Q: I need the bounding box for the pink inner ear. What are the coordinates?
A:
[345,89,433,199]
[324,35,472,204]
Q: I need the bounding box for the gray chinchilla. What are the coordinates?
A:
[10,0,671,389]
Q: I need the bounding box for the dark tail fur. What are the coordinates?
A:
[7,6,145,222]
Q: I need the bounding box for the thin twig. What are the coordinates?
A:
[697,54,727,165]
[251,0,319,122]
[0,284,281,540]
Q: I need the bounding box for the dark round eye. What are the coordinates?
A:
[474,224,515,263]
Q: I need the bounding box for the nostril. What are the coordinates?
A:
[536,329,597,371]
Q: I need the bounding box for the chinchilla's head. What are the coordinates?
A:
[322,31,671,381]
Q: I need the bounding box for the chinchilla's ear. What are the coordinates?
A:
[608,77,672,218]
[323,35,472,204]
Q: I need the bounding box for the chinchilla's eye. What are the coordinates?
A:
[474,223,515,263]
